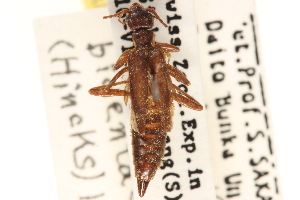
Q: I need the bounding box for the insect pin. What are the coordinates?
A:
[89,3,203,197]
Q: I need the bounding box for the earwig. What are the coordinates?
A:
[89,3,203,197]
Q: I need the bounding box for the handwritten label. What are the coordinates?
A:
[34,8,132,200]
[195,0,282,199]
[106,0,216,199]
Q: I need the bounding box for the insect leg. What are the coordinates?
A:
[124,82,130,105]
[172,84,203,111]
[172,93,203,111]
[155,43,179,63]
[167,64,190,85]
[173,84,202,105]
[114,49,132,70]
[155,43,180,52]
[89,81,129,97]
[105,67,129,91]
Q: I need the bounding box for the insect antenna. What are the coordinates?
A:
[103,9,131,25]
[146,8,168,27]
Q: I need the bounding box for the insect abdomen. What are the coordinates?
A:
[132,106,168,196]
[132,131,166,178]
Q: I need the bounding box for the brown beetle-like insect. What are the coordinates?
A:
[89,3,203,197]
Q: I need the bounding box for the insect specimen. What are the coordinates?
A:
[89,3,203,197]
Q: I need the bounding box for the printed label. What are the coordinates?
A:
[195,0,282,199]
[106,0,217,199]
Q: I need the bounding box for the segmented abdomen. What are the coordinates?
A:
[132,130,166,181]
[131,103,171,196]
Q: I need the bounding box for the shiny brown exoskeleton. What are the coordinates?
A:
[89,3,203,197]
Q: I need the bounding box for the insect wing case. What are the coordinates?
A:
[106,1,216,199]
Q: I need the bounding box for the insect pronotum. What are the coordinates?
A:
[89,3,203,197]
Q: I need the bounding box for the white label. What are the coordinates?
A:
[34,8,133,200]
[34,1,282,200]
[195,0,282,199]
[106,1,216,200]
